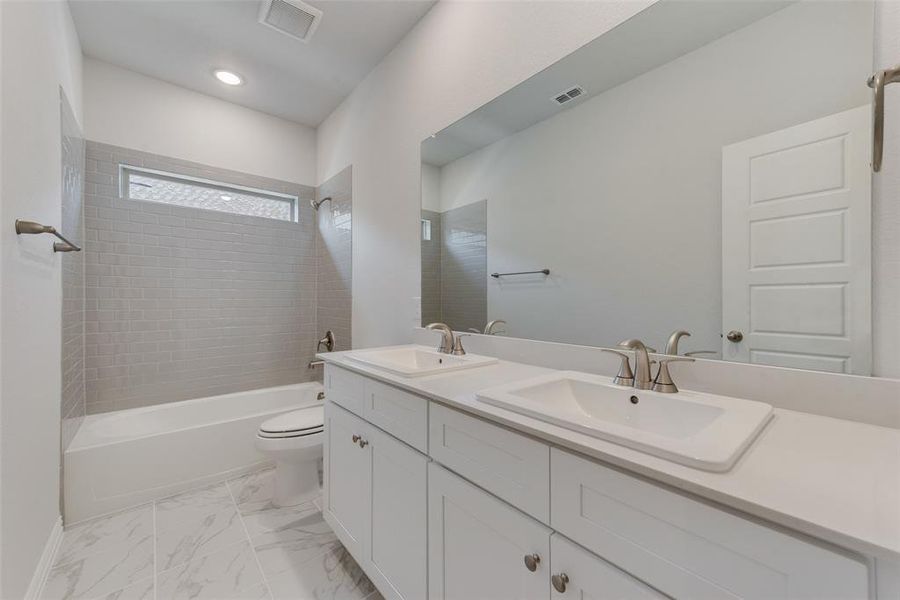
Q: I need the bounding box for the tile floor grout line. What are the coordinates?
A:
[225,478,275,600]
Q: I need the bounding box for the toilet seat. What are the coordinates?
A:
[258,406,324,439]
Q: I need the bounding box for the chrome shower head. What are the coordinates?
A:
[310,196,332,210]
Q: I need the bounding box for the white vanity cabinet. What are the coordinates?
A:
[323,400,370,557]
[324,364,877,600]
[428,462,551,600]
[323,369,429,600]
[549,534,666,599]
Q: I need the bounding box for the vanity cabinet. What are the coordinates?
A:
[323,398,428,600]
[324,364,875,600]
[323,401,370,557]
[549,534,665,599]
[551,448,869,600]
[428,462,551,600]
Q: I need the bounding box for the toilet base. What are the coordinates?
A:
[273,457,321,507]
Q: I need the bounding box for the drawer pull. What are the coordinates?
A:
[523,553,541,572]
[551,573,569,593]
[358,438,369,448]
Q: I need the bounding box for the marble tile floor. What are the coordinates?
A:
[42,469,382,600]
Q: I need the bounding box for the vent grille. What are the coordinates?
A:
[258,0,323,43]
[552,85,586,105]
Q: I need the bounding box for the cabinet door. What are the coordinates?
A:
[367,427,428,600]
[550,535,666,600]
[429,463,551,600]
[323,401,370,558]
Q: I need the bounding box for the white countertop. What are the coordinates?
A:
[320,346,900,561]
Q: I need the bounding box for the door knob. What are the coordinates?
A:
[352,434,361,444]
[523,553,541,572]
[551,573,569,593]
[726,330,744,342]
[357,438,369,448]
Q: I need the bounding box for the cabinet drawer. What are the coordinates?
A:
[363,379,428,452]
[429,403,550,523]
[551,448,869,599]
[325,365,365,415]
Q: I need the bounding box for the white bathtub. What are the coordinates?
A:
[64,382,323,523]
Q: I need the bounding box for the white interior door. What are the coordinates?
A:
[722,105,872,374]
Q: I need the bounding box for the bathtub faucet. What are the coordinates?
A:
[308,330,336,369]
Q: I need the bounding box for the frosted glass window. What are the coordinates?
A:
[122,167,298,222]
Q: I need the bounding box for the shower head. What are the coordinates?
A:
[310,196,332,210]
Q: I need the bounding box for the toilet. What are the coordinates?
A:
[255,405,324,507]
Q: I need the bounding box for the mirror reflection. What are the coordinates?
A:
[421,0,876,375]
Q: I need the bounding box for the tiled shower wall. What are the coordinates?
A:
[60,92,85,452]
[439,200,487,333]
[316,167,352,351]
[83,142,325,413]
[420,209,443,325]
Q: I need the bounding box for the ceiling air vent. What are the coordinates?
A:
[552,85,586,106]
[258,0,323,43]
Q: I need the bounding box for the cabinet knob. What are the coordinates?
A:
[352,434,361,444]
[523,553,541,572]
[358,438,369,448]
[551,573,569,593]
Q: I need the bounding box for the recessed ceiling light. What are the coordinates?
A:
[213,70,243,86]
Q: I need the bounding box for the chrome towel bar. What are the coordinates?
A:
[15,219,82,252]
[868,64,900,172]
[491,269,550,278]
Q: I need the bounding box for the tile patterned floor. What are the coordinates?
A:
[42,469,382,600]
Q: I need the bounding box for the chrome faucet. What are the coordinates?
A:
[617,339,654,390]
[483,319,507,335]
[603,337,695,393]
[665,330,691,355]
[425,322,455,354]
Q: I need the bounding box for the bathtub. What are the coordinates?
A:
[64,382,323,523]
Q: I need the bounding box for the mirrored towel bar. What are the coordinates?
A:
[491,269,550,278]
[15,219,82,252]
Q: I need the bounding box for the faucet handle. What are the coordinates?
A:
[601,349,635,387]
[652,356,695,394]
[451,334,470,356]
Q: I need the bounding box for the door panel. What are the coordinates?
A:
[722,105,871,374]
[550,534,666,600]
[428,462,551,600]
[368,427,428,600]
[323,401,370,557]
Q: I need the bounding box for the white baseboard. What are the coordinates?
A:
[24,516,63,600]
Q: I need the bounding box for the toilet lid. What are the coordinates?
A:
[259,406,324,436]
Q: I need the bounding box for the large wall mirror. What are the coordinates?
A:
[420,0,885,376]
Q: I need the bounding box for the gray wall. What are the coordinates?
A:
[316,167,353,352]
[83,142,321,413]
[440,200,487,333]
[420,209,442,326]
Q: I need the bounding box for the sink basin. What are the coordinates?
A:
[347,345,498,377]
[476,371,773,471]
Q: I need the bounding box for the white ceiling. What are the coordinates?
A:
[69,0,436,127]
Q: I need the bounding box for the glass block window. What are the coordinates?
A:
[121,166,298,222]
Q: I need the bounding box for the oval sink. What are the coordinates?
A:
[476,371,773,472]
